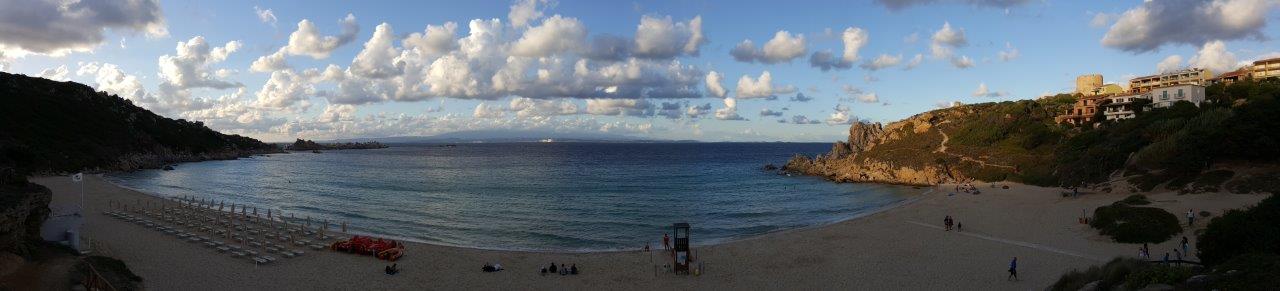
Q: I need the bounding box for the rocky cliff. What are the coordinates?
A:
[0,171,52,256]
[785,99,1067,186]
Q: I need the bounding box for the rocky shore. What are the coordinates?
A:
[784,110,973,186]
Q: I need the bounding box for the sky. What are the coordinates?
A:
[2,0,1279,142]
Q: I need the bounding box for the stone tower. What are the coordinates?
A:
[1076,74,1103,95]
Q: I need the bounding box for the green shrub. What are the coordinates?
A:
[1121,194,1150,205]
[1123,265,1194,289]
[1091,203,1182,243]
[1189,170,1234,193]
[1225,172,1280,194]
[1049,257,1147,291]
[1211,253,1280,291]
[1197,194,1280,266]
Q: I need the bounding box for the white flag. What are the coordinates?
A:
[71,173,83,182]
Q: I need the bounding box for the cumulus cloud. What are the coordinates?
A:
[686,103,712,119]
[809,50,852,71]
[732,31,807,64]
[735,71,795,99]
[783,115,821,124]
[714,97,745,120]
[705,70,727,98]
[350,23,404,79]
[255,6,277,27]
[1090,12,1116,28]
[158,36,244,90]
[1189,40,1238,73]
[825,104,854,125]
[790,92,814,102]
[950,55,975,69]
[1156,55,1185,73]
[875,0,1033,11]
[251,14,360,72]
[997,42,1019,62]
[37,65,69,81]
[760,108,784,117]
[584,98,654,116]
[930,22,967,59]
[972,82,1008,97]
[0,0,167,56]
[508,0,549,28]
[904,54,924,70]
[509,97,580,118]
[511,15,586,57]
[811,27,869,71]
[473,102,506,118]
[935,100,964,109]
[403,22,459,57]
[1102,0,1278,53]
[860,54,903,70]
[633,15,706,58]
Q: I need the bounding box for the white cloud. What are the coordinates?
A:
[860,54,902,70]
[705,70,727,98]
[1102,0,1278,52]
[473,102,506,118]
[1090,12,1116,28]
[251,14,360,72]
[1189,40,1238,73]
[686,103,712,119]
[403,22,459,57]
[731,31,807,64]
[254,68,319,111]
[508,0,549,28]
[255,6,278,27]
[736,71,796,99]
[714,97,745,120]
[825,104,853,125]
[930,22,967,59]
[997,42,1019,62]
[1156,55,1184,73]
[783,115,821,124]
[0,0,166,56]
[935,100,964,109]
[633,15,706,58]
[158,36,244,90]
[875,0,1033,11]
[841,27,869,62]
[350,23,404,79]
[950,55,975,69]
[904,54,924,70]
[37,65,69,81]
[972,82,1008,97]
[585,98,653,116]
[760,108,784,117]
[511,15,587,57]
[509,97,580,118]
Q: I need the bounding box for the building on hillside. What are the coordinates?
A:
[1100,93,1146,121]
[1129,68,1212,93]
[1054,94,1107,125]
[1212,68,1251,85]
[1091,84,1124,96]
[1252,57,1280,80]
[1148,84,1205,108]
[1076,74,1103,95]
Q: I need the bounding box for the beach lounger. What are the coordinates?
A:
[216,246,230,253]
[309,244,325,250]
[253,257,270,265]
[246,250,259,256]
[231,251,246,258]
[187,237,202,243]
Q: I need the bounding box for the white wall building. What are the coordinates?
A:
[1148,84,1205,108]
[1101,93,1145,121]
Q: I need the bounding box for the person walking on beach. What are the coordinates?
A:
[662,233,670,251]
[1143,243,1150,260]
[1007,257,1018,281]
[1181,237,1190,255]
[1187,209,1196,226]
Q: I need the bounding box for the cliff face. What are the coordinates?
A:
[785,111,966,186]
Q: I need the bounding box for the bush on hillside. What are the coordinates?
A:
[1121,194,1150,205]
[1091,203,1181,243]
[1196,194,1280,266]
[1123,265,1195,289]
[1048,257,1146,291]
[1188,170,1234,193]
[1210,253,1280,290]
[1225,172,1280,194]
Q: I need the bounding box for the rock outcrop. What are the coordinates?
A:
[784,110,971,186]
[0,171,52,256]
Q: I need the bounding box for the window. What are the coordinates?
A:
[1162,91,1169,100]
[1177,89,1184,98]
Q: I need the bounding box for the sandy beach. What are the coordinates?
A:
[33,175,1266,290]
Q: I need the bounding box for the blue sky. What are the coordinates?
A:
[3,0,1279,142]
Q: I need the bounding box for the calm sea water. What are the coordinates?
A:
[105,143,919,252]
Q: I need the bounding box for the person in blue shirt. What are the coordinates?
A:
[1007,257,1018,281]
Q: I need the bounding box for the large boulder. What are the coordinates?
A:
[0,171,53,257]
[846,122,884,153]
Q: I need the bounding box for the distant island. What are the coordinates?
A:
[284,139,388,151]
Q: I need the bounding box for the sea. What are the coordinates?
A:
[105,142,920,252]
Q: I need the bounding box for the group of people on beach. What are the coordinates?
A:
[953,183,980,195]
[541,262,579,276]
[943,215,961,231]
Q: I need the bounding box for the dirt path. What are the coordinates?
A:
[934,130,1018,170]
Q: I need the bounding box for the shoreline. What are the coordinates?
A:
[93,173,931,254]
[34,175,1268,290]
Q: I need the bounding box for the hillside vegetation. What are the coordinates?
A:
[788,79,1280,188]
[0,72,281,175]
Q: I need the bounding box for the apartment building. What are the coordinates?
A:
[1129,68,1212,93]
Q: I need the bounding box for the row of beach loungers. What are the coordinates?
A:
[105,203,337,265]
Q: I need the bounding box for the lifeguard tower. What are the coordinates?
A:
[672,222,691,274]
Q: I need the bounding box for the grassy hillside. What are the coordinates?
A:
[0,72,280,174]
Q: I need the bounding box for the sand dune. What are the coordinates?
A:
[33,175,1265,290]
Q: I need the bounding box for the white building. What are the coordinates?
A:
[1101,93,1145,121]
[1148,84,1205,108]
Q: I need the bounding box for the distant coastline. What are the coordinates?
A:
[283,138,388,151]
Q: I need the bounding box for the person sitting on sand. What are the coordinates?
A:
[541,267,547,276]
[957,222,962,232]
[549,262,557,274]
[559,264,568,275]
[570,264,579,275]
[482,263,502,272]
[385,264,399,275]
